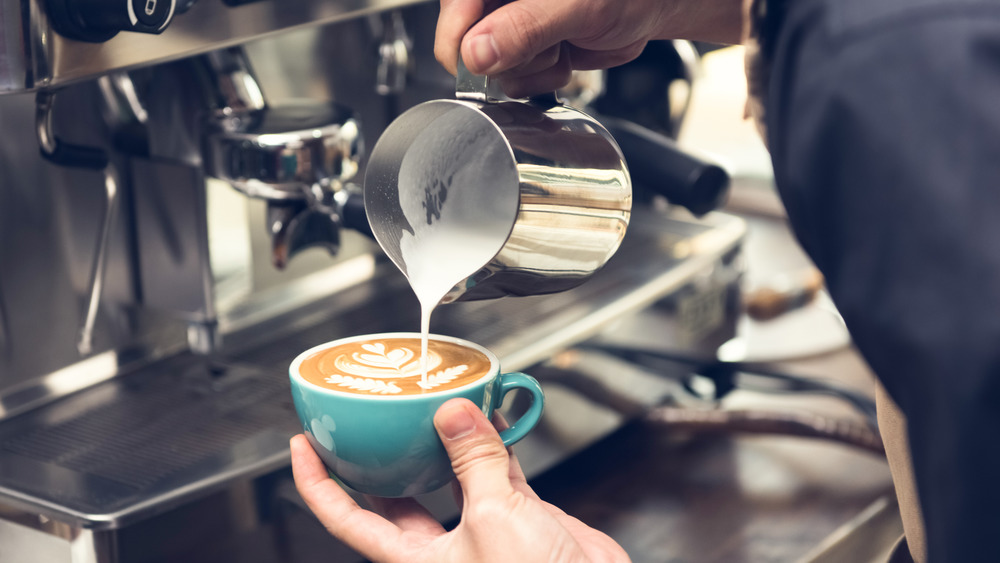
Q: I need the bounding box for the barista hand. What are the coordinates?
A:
[291,398,630,563]
[435,0,744,97]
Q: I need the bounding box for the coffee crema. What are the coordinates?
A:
[298,338,492,396]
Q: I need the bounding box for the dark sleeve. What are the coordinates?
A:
[764,0,1000,560]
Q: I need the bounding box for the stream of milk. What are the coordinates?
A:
[401,230,505,380]
[394,109,519,383]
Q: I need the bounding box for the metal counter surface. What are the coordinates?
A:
[0,208,745,530]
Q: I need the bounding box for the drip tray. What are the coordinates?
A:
[0,209,745,530]
[0,358,300,528]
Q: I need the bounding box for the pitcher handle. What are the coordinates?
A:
[456,55,559,107]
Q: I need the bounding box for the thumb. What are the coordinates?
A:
[434,398,514,501]
[461,0,588,74]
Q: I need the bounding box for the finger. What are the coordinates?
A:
[485,416,585,529]
[539,503,631,560]
[502,39,572,98]
[289,435,402,560]
[461,0,594,74]
[434,398,515,502]
[491,412,541,501]
[498,59,573,100]
[435,0,485,74]
[435,0,507,74]
[498,43,562,78]
[450,410,539,507]
[493,41,571,97]
[565,40,648,71]
[364,495,447,535]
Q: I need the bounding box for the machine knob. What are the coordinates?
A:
[47,0,177,42]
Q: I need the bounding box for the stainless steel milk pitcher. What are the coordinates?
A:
[365,60,632,303]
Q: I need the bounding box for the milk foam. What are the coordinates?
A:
[298,338,491,396]
[333,342,442,379]
[325,341,462,394]
[401,229,506,380]
[395,108,519,380]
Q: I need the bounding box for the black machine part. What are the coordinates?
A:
[598,114,731,217]
[46,0,177,42]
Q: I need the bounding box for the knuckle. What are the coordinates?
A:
[611,40,647,66]
[325,505,363,536]
[587,1,618,30]
[576,1,618,43]
[549,540,584,562]
[623,39,647,59]
[551,53,573,82]
[467,492,523,522]
[539,43,561,68]
[575,2,648,52]
[502,5,550,63]
[297,479,327,506]
[449,439,508,476]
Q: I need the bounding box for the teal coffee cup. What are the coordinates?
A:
[289,332,544,497]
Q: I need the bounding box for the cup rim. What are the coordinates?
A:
[289,332,500,400]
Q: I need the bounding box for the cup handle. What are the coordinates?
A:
[495,372,545,447]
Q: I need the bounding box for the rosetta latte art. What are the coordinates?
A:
[333,342,439,379]
[298,339,488,395]
[327,342,467,394]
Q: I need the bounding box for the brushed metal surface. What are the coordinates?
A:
[1,0,435,94]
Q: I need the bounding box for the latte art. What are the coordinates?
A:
[332,342,442,379]
[299,337,492,396]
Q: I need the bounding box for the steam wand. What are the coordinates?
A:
[36,88,120,357]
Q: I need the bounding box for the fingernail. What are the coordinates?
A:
[467,34,499,73]
[439,403,476,440]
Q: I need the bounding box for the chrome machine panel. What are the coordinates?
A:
[0,0,435,94]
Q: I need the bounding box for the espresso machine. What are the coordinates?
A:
[0,2,745,561]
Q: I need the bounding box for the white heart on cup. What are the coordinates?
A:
[386,348,408,364]
[355,346,414,370]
